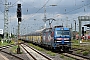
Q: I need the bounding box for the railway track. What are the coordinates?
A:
[20,43,53,60]
[20,41,90,60]
[61,48,90,60]
[0,44,15,50]
[71,48,90,60]
[72,48,88,51]
[0,50,24,60]
[0,44,24,60]
[62,52,89,60]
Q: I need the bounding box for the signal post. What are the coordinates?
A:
[17,4,22,54]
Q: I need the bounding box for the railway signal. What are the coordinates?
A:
[17,3,22,54]
[17,4,21,18]
[18,18,21,22]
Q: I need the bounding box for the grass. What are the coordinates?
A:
[76,50,81,54]
[0,41,10,46]
[60,54,64,58]
[72,39,90,57]
[28,43,77,60]
[82,51,89,56]
[0,39,16,46]
[9,45,18,53]
[29,43,56,56]
[82,40,90,42]
[0,40,22,54]
[9,45,23,54]
[28,42,89,60]
[72,39,90,50]
[71,40,79,44]
[29,43,44,51]
[60,54,75,60]
[46,51,56,56]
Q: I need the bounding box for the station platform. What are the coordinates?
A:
[0,53,9,60]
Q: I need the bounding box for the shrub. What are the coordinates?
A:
[46,51,56,56]
[82,51,89,56]
[60,55,64,58]
[76,50,81,54]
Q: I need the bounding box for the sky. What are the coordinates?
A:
[0,0,90,35]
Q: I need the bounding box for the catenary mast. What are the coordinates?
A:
[4,0,9,40]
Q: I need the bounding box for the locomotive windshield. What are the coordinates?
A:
[63,31,70,36]
[56,30,62,36]
[56,30,70,36]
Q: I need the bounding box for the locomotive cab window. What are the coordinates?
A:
[56,30,62,36]
[63,31,70,36]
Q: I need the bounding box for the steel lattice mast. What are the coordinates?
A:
[4,0,9,40]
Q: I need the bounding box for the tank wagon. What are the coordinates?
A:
[20,26,71,51]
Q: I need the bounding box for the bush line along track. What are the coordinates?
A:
[0,44,24,60]
[21,43,53,60]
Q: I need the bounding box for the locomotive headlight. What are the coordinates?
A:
[64,38,69,40]
[56,38,62,40]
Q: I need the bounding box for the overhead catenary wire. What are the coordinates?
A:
[54,2,90,23]
[23,0,90,22]
[56,0,62,6]
[2,1,90,25]
[53,0,88,19]
[11,0,20,7]
[64,2,90,14]
[35,0,50,13]
[65,2,90,22]
[0,0,20,14]
[23,0,50,21]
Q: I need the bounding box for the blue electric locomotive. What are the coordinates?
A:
[42,26,71,51]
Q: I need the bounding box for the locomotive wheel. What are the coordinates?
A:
[63,47,69,52]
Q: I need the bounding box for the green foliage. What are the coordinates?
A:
[46,51,56,56]
[0,42,9,46]
[60,55,64,58]
[35,46,44,51]
[9,45,23,54]
[9,45,18,53]
[72,40,79,44]
[11,34,15,38]
[76,50,81,54]
[29,43,56,56]
[82,51,89,56]
[29,43,44,51]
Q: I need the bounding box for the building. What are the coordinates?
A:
[0,29,3,38]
